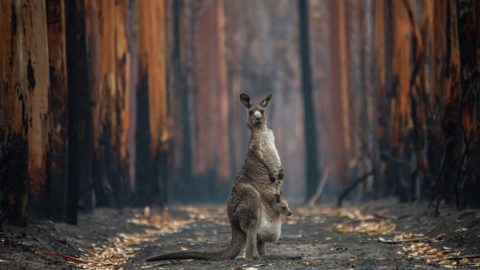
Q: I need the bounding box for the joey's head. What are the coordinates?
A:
[240,93,272,129]
[274,193,292,217]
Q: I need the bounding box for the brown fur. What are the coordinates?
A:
[147,94,284,261]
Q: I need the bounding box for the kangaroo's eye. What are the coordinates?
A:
[249,111,253,115]
[259,110,264,115]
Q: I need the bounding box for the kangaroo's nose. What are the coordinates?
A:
[253,111,261,120]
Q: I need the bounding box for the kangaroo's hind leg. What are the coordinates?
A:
[238,203,261,259]
[231,183,262,260]
[244,223,260,260]
[239,209,260,260]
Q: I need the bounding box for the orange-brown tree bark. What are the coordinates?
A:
[135,0,170,206]
[0,0,51,225]
[85,0,132,209]
[328,0,351,192]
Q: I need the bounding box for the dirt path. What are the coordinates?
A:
[128,203,480,270]
[0,202,479,269]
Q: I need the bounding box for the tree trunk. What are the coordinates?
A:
[64,0,92,225]
[298,0,321,201]
[329,0,350,192]
[135,0,169,206]
[0,0,51,225]
[46,0,68,221]
[456,0,478,208]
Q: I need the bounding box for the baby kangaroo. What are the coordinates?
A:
[275,192,292,217]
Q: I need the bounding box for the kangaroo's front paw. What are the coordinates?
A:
[267,170,276,182]
[278,170,284,180]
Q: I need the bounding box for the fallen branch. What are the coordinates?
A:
[307,169,331,207]
[373,213,398,221]
[337,171,374,207]
[33,248,87,264]
[442,254,480,261]
[378,236,428,244]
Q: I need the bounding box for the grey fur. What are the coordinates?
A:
[147,94,285,261]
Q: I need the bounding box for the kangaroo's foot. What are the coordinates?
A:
[245,228,260,260]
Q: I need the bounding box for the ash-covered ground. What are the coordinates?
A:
[1,200,479,269]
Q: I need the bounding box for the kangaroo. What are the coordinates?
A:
[275,192,292,217]
[146,93,285,261]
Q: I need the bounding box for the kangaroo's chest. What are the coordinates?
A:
[258,130,281,166]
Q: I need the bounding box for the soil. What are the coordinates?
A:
[0,200,479,270]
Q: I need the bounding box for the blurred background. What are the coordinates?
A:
[1,0,480,225]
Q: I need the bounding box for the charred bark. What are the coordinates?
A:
[298,0,321,201]
[46,0,68,222]
[0,0,50,225]
[134,74,151,205]
[64,0,92,224]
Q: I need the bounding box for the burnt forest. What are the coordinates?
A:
[1,0,480,269]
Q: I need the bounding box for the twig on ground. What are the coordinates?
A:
[378,236,428,244]
[442,254,480,261]
[373,213,398,221]
[33,248,87,264]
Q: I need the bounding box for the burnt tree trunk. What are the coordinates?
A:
[46,0,68,222]
[85,0,132,209]
[170,0,193,201]
[298,0,321,201]
[64,0,92,224]
[135,0,169,206]
[0,0,30,226]
[456,0,478,208]
[0,0,51,225]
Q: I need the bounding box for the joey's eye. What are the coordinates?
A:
[259,110,264,115]
[249,111,254,115]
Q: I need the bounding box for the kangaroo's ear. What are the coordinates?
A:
[260,94,272,107]
[240,93,252,108]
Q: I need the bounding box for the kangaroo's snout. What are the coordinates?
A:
[253,110,262,124]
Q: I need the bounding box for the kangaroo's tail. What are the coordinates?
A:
[146,227,245,261]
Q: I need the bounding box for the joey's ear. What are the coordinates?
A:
[260,94,272,107]
[240,93,252,108]
[274,193,280,203]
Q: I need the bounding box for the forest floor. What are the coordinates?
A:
[0,200,479,270]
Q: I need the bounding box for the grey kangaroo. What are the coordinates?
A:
[147,93,285,261]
